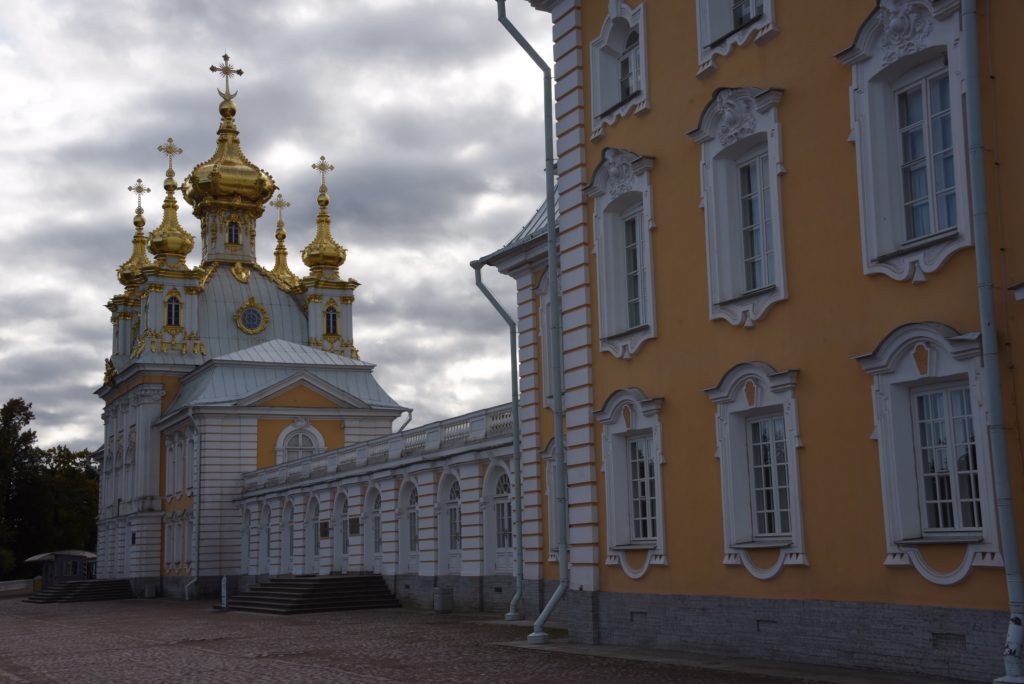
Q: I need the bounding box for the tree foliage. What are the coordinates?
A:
[0,398,98,580]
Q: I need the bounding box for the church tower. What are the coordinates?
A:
[95,55,403,597]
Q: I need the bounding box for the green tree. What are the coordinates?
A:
[0,398,98,579]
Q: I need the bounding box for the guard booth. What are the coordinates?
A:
[24,550,96,589]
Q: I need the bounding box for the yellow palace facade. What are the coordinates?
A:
[480,0,1024,680]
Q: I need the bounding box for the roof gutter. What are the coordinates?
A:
[495,0,567,645]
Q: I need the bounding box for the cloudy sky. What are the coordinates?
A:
[0,0,552,449]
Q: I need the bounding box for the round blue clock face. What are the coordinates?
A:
[240,307,263,331]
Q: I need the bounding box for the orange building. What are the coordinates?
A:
[481,1,1024,680]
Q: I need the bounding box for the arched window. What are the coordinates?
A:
[407,489,419,553]
[447,481,462,551]
[590,2,649,139]
[165,296,181,328]
[494,473,512,550]
[284,432,316,461]
[372,492,382,554]
[227,221,240,245]
[325,305,339,337]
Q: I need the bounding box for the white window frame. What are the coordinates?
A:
[494,472,513,551]
[595,387,666,579]
[837,0,970,283]
[447,481,462,552]
[371,492,382,555]
[909,383,984,534]
[585,147,656,358]
[705,361,807,580]
[275,419,325,464]
[589,0,649,140]
[856,322,1001,585]
[695,0,777,79]
[689,87,787,327]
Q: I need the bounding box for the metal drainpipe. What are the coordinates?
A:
[471,261,525,621]
[495,0,568,645]
[962,2,1024,680]
[184,407,200,600]
[397,409,413,432]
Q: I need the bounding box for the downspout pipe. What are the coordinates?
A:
[471,261,525,621]
[496,0,568,646]
[962,2,1024,681]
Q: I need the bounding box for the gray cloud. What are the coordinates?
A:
[2,0,550,448]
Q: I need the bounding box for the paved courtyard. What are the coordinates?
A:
[0,598,952,683]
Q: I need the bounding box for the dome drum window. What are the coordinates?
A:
[234,296,269,335]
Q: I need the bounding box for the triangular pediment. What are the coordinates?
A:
[238,371,370,410]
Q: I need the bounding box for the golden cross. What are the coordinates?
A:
[312,155,335,187]
[128,178,151,215]
[210,53,243,100]
[157,137,183,171]
[270,193,291,224]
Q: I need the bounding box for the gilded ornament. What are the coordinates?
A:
[148,137,195,266]
[268,193,299,288]
[231,261,250,283]
[301,155,347,278]
[117,179,153,286]
[234,296,270,335]
[183,54,276,223]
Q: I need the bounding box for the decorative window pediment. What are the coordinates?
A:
[585,147,657,358]
[695,0,778,79]
[856,322,1001,584]
[590,0,649,140]
[275,419,325,464]
[689,88,787,327]
[596,387,666,579]
[837,0,970,282]
[705,361,807,579]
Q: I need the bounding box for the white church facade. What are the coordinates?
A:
[95,56,529,607]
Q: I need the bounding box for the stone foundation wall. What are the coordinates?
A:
[587,590,1005,682]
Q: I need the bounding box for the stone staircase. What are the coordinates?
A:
[25,579,133,603]
[228,574,400,615]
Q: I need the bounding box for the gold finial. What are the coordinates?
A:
[270,193,291,226]
[118,179,153,285]
[210,53,243,101]
[269,193,299,288]
[128,179,151,216]
[312,155,335,189]
[158,137,183,172]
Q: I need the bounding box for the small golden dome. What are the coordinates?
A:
[148,139,194,265]
[182,56,276,218]
[302,156,346,278]
[117,179,152,286]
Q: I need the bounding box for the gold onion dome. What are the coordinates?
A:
[301,155,346,278]
[118,179,152,285]
[148,138,195,264]
[181,54,276,217]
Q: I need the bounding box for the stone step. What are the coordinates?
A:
[228,573,399,615]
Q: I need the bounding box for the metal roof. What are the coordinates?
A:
[166,339,403,413]
[478,197,558,265]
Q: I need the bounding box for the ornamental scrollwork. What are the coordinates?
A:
[878,1,933,66]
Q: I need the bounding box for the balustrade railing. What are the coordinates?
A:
[242,403,513,493]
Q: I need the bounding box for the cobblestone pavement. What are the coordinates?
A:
[0,598,838,684]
